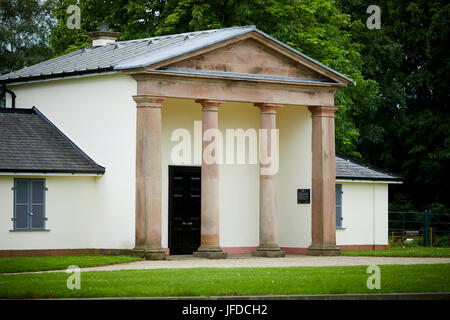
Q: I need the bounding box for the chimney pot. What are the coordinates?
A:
[88,23,121,46]
[99,23,109,32]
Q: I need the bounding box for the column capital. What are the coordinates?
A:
[133,95,165,108]
[195,99,224,111]
[254,103,283,113]
[308,106,338,117]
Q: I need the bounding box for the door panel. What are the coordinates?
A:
[169,166,201,254]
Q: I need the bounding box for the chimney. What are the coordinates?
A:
[88,23,121,46]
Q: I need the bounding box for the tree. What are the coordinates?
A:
[0,0,55,106]
[49,0,167,56]
[338,0,450,210]
[0,0,55,74]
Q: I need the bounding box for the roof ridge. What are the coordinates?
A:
[115,25,256,45]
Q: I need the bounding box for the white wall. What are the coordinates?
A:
[161,99,261,248]
[5,73,137,249]
[336,182,389,246]
[277,106,312,248]
[0,176,99,249]
[218,102,260,247]
[161,101,313,250]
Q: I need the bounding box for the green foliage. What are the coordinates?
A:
[338,0,449,211]
[409,237,424,247]
[342,247,450,257]
[389,237,424,248]
[388,193,417,212]
[434,235,450,248]
[0,0,55,106]
[0,0,55,74]
[49,0,167,56]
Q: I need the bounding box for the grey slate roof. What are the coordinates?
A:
[335,153,401,181]
[0,107,105,174]
[0,26,352,84]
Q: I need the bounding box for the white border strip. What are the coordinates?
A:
[0,172,102,177]
[336,179,402,184]
[5,71,118,86]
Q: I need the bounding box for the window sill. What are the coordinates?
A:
[336,227,346,230]
[9,229,50,232]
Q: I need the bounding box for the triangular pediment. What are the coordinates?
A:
[162,37,335,82]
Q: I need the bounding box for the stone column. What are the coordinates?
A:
[193,99,227,259]
[252,103,285,258]
[307,106,340,256]
[133,95,166,260]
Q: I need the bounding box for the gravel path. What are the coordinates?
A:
[14,254,449,275]
[85,255,450,271]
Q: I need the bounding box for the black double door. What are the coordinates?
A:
[168,166,201,254]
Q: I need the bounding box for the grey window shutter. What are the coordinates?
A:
[30,179,45,229]
[335,184,343,228]
[14,179,30,230]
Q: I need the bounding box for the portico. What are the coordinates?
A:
[128,28,350,259]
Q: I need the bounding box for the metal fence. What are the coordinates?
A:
[388,211,450,246]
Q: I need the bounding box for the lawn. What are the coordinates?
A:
[341,247,450,257]
[0,264,449,298]
[0,255,140,274]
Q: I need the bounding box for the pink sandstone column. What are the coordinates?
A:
[252,103,285,258]
[307,106,340,256]
[133,95,166,260]
[193,99,227,259]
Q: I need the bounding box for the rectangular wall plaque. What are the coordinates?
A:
[297,189,310,204]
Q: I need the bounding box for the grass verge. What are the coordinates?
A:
[0,255,140,274]
[341,247,450,257]
[0,264,449,298]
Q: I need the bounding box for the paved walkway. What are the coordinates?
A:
[5,254,449,275]
[65,254,450,273]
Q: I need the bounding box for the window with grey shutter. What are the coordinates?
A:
[335,184,343,228]
[13,178,46,230]
[14,179,30,230]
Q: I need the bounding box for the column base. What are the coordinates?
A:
[193,246,228,259]
[251,246,286,258]
[307,244,340,256]
[132,247,146,258]
[145,248,167,260]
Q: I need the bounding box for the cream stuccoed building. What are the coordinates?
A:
[0,26,401,258]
